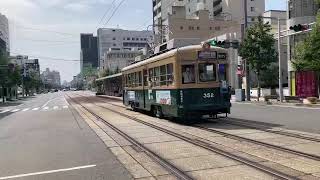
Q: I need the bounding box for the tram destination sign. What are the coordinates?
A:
[198,51,217,60]
[218,53,227,60]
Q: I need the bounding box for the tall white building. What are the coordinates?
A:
[0,13,9,54]
[97,28,153,71]
[152,0,265,45]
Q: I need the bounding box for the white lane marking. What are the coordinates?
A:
[11,109,20,113]
[32,107,39,111]
[64,97,70,105]
[0,164,96,180]
[43,107,49,110]
[22,108,30,112]
[0,109,10,113]
[53,106,58,110]
[41,95,57,108]
[63,106,68,109]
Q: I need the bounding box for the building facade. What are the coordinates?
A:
[163,7,237,44]
[80,34,98,72]
[97,28,153,72]
[0,13,9,55]
[263,10,289,87]
[152,0,265,45]
[10,55,40,78]
[40,68,61,88]
[287,0,319,95]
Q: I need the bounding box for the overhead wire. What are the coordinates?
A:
[103,0,127,26]
[96,0,118,28]
[10,52,80,62]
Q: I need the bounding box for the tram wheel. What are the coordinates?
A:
[130,103,136,111]
[153,106,163,119]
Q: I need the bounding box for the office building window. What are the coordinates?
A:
[251,7,255,12]
[180,26,184,30]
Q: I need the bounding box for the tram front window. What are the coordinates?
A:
[199,63,216,82]
[182,65,195,84]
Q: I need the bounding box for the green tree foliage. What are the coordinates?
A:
[292,13,320,72]
[24,71,41,95]
[99,68,113,78]
[239,17,278,100]
[82,65,98,78]
[260,63,279,88]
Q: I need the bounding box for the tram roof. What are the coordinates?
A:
[95,73,122,82]
[121,45,227,72]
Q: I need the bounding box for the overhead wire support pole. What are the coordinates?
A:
[244,0,251,101]
[278,18,284,102]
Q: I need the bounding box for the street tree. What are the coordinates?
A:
[0,54,9,102]
[292,10,320,97]
[293,13,320,72]
[239,17,278,100]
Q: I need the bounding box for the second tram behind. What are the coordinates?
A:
[122,44,231,120]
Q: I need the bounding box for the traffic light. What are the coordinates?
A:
[208,40,217,46]
[207,40,239,49]
[290,24,308,32]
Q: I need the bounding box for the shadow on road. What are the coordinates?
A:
[199,117,284,131]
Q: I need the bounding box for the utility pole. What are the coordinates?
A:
[244,0,251,101]
[278,18,284,102]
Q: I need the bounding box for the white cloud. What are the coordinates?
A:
[63,3,89,12]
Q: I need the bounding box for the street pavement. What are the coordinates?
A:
[0,92,131,180]
[230,102,320,134]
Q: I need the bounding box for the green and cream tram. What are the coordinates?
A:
[122,44,231,121]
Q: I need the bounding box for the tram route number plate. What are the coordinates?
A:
[198,51,217,60]
[203,93,215,98]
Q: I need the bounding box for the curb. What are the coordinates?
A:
[232,101,320,108]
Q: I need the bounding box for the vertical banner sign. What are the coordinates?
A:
[156,91,171,105]
[296,71,318,98]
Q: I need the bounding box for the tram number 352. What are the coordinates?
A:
[203,93,215,98]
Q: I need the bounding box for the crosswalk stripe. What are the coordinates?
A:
[0,109,10,113]
[43,107,49,110]
[22,108,30,112]
[11,109,20,113]
[32,108,39,111]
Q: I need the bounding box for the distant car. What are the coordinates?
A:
[54,89,59,92]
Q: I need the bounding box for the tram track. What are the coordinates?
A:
[71,93,303,180]
[66,94,193,180]
[90,94,320,161]
[94,95,320,144]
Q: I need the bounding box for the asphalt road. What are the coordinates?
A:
[0,92,131,180]
[230,102,320,134]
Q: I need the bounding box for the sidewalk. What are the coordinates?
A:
[96,94,122,101]
[232,99,320,108]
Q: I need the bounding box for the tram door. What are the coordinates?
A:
[142,69,147,108]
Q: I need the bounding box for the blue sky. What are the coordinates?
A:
[0,0,286,81]
[266,0,287,11]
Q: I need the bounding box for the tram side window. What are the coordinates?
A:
[148,68,154,87]
[167,63,174,85]
[199,63,216,82]
[154,67,160,86]
[160,65,166,86]
[138,71,142,86]
[128,74,132,87]
[143,70,148,86]
[218,64,227,81]
[182,65,195,84]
